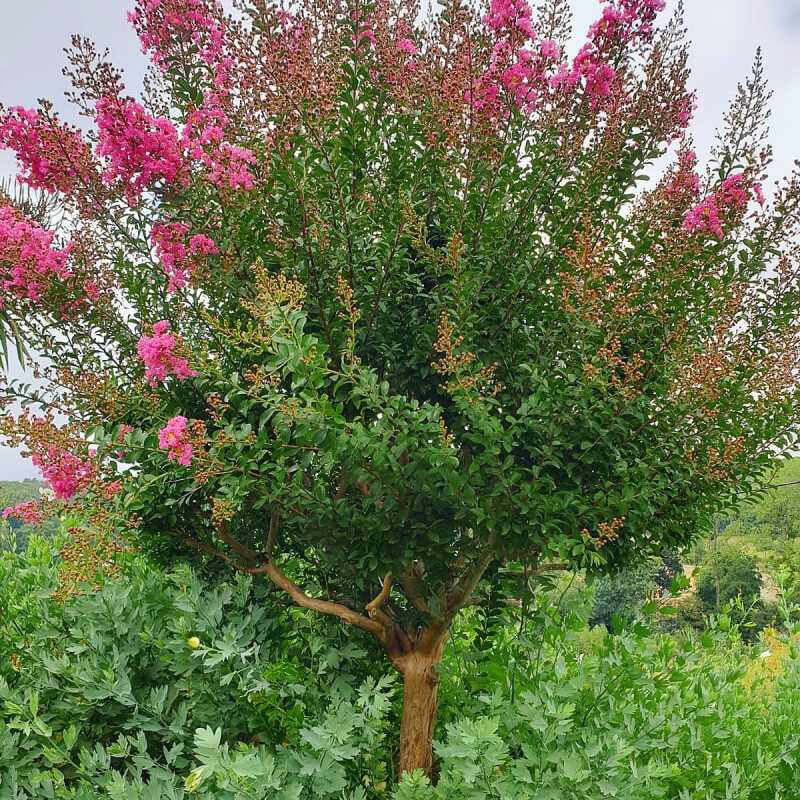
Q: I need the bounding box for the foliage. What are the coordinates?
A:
[587,549,683,630]
[2,541,800,798]
[0,0,798,642]
[694,459,800,599]
[3,0,800,774]
[0,538,397,798]
[0,480,58,552]
[588,560,658,629]
[696,548,762,609]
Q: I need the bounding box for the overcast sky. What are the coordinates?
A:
[0,0,799,479]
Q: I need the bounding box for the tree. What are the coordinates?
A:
[589,559,657,629]
[1,0,799,777]
[696,549,762,610]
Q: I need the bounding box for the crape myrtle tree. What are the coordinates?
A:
[1,0,800,775]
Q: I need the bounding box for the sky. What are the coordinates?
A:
[0,0,799,479]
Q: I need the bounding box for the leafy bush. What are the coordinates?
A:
[2,541,800,798]
[696,550,762,609]
[0,540,396,797]
[588,561,658,630]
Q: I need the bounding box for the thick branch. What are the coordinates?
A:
[366,573,394,628]
[182,534,242,568]
[399,571,433,615]
[442,536,498,625]
[262,560,387,639]
[217,524,259,562]
[182,531,387,640]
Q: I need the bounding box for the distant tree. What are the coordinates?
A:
[696,549,762,609]
[589,560,658,629]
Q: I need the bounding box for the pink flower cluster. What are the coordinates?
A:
[590,0,666,45]
[129,0,225,70]
[471,2,566,116]
[485,0,535,39]
[397,38,418,56]
[683,173,751,239]
[665,150,701,201]
[182,94,256,191]
[0,107,94,198]
[152,222,219,292]
[32,445,95,501]
[137,320,198,385]
[95,92,255,199]
[2,501,43,525]
[550,44,617,107]
[158,415,194,466]
[96,97,186,202]
[476,0,658,114]
[549,0,666,110]
[0,206,73,306]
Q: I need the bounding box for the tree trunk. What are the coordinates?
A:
[391,630,447,777]
[398,654,440,776]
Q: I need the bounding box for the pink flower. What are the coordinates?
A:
[590,0,666,45]
[32,446,95,501]
[549,44,617,110]
[95,97,187,202]
[83,281,101,301]
[0,107,95,199]
[129,0,226,72]
[683,173,751,239]
[0,206,75,306]
[718,174,750,208]
[754,182,766,207]
[152,222,219,292]
[539,39,561,60]
[159,415,194,466]
[683,196,724,239]
[485,0,536,39]
[397,38,418,56]
[3,501,43,525]
[137,320,198,385]
[181,94,256,191]
[103,480,123,499]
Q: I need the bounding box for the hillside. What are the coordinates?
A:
[696,458,800,585]
[0,479,59,550]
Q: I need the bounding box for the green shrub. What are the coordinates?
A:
[696,550,762,609]
[0,544,395,797]
[2,543,800,798]
[588,561,658,630]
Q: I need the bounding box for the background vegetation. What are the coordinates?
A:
[2,462,800,798]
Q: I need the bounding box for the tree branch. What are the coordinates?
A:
[265,510,280,557]
[261,560,387,639]
[182,529,386,640]
[501,563,570,579]
[399,570,433,615]
[217,524,259,562]
[366,573,394,628]
[443,535,498,625]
